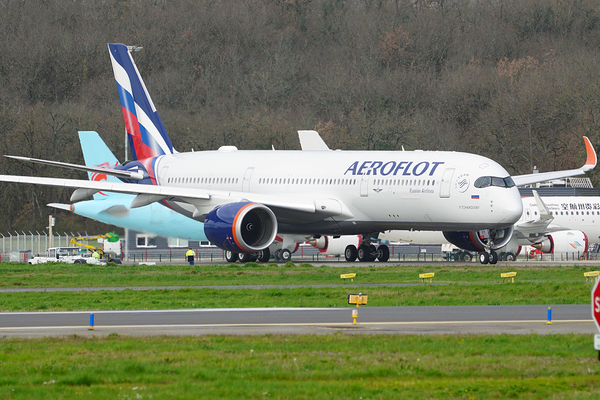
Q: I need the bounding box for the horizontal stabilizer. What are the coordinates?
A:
[47,203,72,212]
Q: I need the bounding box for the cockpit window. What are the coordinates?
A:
[491,177,504,187]
[474,176,515,188]
[503,177,515,187]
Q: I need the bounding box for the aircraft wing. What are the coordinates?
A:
[4,155,144,180]
[511,137,596,186]
[0,174,346,218]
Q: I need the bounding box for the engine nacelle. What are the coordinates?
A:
[309,235,361,255]
[534,230,588,254]
[204,202,278,253]
[443,226,514,252]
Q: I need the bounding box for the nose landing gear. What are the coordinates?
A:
[478,250,498,265]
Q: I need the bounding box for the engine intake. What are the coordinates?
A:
[443,225,514,252]
[204,202,278,253]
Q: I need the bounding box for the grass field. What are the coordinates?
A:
[0,262,596,311]
[1,261,599,398]
[1,262,597,289]
[1,334,598,399]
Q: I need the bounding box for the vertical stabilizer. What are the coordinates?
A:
[78,131,123,200]
[108,43,174,160]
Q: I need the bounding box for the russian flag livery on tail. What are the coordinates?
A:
[108,44,174,160]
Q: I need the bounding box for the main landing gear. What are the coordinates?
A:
[478,250,499,265]
[344,243,390,262]
[225,248,271,263]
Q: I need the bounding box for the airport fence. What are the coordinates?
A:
[0,233,446,263]
[2,232,595,263]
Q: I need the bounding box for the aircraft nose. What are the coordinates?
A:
[501,188,523,224]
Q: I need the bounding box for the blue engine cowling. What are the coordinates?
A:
[443,225,514,252]
[204,202,278,253]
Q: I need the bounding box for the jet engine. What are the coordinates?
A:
[443,226,515,252]
[533,230,589,254]
[204,202,278,253]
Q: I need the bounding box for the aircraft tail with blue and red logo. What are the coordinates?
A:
[108,43,175,161]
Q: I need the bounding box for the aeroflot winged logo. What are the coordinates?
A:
[455,173,470,193]
[344,161,444,176]
[91,161,119,196]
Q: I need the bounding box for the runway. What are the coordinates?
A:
[0,305,594,337]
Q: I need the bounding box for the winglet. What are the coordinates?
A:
[532,190,553,222]
[583,136,597,171]
[511,136,597,186]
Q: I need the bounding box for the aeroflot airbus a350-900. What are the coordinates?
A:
[0,43,595,264]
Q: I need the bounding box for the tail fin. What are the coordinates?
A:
[108,43,174,160]
[78,131,124,200]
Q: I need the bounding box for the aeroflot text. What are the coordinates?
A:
[344,161,445,176]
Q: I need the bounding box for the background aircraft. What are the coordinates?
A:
[309,191,600,263]
[49,131,209,242]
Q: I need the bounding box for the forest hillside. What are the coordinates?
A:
[1,0,600,232]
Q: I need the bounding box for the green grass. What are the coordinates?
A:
[0,262,596,311]
[0,283,593,311]
[0,261,597,288]
[0,334,598,399]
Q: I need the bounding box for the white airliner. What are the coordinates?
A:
[0,43,595,265]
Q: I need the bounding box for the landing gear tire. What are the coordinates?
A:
[489,251,499,265]
[225,251,239,263]
[461,252,472,262]
[376,245,390,262]
[504,252,516,262]
[344,245,358,262]
[357,245,370,262]
[280,248,292,262]
[479,252,490,264]
[74,259,86,264]
[257,248,270,263]
[239,253,257,263]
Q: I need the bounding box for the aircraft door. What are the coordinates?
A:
[439,168,455,198]
[158,166,169,185]
[360,176,369,197]
[243,167,254,192]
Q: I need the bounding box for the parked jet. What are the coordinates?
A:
[1,43,595,265]
[48,131,209,242]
